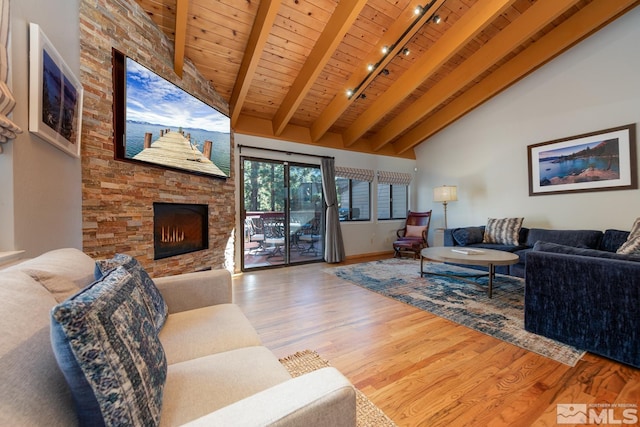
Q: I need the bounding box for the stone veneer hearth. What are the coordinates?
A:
[79,0,235,276]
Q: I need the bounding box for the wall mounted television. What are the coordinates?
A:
[112,49,230,179]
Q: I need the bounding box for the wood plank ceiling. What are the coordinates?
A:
[134,0,639,159]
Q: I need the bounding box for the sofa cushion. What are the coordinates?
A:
[600,229,630,252]
[452,226,484,246]
[51,266,167,427]
[159,304,262,365]
[483,217,523,246]
[95,253,168,331]
[513,247,532,264]
[161,346,291,426]
[525,228,602,249]
[4,248,96,288]
[464,242,524,252]
[533,241,640,262]
[0,270,77,427]
[23,269,79,303]
[617,218,640,255]
[405,224,426,238]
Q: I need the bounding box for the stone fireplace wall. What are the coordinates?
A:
[79,0,235,276]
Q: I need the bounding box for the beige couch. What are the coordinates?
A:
[0,248,356,426]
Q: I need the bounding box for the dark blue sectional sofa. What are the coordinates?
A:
[444,225,640,368]
[443,226,628,277]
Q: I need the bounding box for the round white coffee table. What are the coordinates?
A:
[420,247,519,298]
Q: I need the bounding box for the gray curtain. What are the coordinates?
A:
[320,158,345,263]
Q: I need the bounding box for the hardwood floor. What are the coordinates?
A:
[232,255,639,427]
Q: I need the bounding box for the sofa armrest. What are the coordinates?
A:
[181,367,357,427]
[525,251,640,368]
[153,269,232,314]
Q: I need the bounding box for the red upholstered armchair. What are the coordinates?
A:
[393,210,432,259]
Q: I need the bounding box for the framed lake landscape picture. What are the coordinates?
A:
[28,23,83,157]
[528,124,637,196]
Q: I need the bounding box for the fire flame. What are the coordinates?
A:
[161,226,185,243]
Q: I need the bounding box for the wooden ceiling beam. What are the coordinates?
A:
[342,0,516,148]
[392,0,640,154]
[230,0,282,128]
[234,114,415,159]
[272,0,368,137]
[370,0,581,152]
[309,0,447,143]
[173,0,189,77]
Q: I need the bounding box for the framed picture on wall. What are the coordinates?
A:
[528,124,637,196]
[28,23,83,157]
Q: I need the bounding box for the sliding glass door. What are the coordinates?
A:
[241,157,324,270]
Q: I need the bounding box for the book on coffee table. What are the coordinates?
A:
[451,248,485,255]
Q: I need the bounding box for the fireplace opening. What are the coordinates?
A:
[153,203,208,260]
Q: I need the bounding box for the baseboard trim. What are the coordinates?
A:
[343,251,394,262]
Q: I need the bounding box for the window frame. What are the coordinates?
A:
[336,177,371,222]
[377,182,408,221]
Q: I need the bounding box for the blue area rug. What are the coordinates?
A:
[327,258,585,366]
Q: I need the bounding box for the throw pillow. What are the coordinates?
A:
[405,225,426,238]
[95,254,168,331]
[51,266,167,427]
[600,229,631,253]
[617,218,640,255]
[483,217,524,246]
[452,227,484,246]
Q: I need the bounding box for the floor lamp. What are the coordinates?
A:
[433,185,457,229]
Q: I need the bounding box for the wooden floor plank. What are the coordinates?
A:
[232,255,639,427]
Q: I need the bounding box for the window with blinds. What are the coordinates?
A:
[377,171,412,220]
[335,167,373,221]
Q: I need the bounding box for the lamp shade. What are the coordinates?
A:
[433,185,458,203]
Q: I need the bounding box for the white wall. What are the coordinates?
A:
[415,7,640,243]
[234,134,417,257]
[1,0,82,256]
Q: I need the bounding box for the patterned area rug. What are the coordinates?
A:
[327,258,585,366]
[280,350,396,427]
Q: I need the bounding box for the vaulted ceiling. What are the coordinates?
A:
[134,0,638,159]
